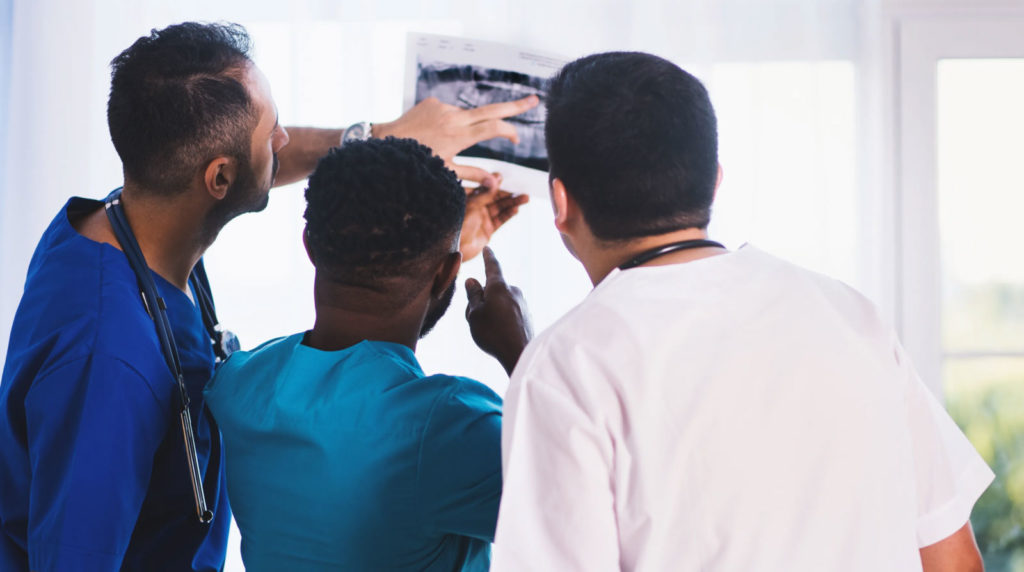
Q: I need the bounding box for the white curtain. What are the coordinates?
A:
[0,0,9,311]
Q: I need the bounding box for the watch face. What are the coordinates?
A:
[344,122,369,143]
[346,124,365,140]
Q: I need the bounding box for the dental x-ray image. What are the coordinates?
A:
[415,62,550,171]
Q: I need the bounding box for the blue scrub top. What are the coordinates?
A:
[0,197,230,571]
[205,333,502,571]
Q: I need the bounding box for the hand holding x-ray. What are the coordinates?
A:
[404,33,568,197]
[375,94,539,185]
[460,174,530,262]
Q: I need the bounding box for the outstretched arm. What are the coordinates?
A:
[273,95,539,187]
[273,127,342,187]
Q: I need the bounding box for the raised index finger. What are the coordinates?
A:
[466,95,539,123]
[482,247,506,285]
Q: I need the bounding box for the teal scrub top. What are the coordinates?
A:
[205,333,502,571]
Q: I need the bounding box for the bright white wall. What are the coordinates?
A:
[0,0,9,279]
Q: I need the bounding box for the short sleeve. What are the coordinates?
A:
[491,346,620,572]
[416,378,503,542]
[23,354,170,570]
[897,342,995,547]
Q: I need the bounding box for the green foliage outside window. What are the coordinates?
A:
[946,361,1024,571]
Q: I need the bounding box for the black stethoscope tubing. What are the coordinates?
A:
[104,189,226,524]
[618,238,726,270]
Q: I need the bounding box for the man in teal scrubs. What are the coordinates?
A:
[205,137,531,571]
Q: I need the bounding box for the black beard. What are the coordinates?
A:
[420,281,456,338]
[201,158,269,246]
[212,158,268,219]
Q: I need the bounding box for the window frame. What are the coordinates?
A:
[894,13,1024,397]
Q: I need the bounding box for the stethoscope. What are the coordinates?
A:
[104,188,239,524]
[618,238,725,270]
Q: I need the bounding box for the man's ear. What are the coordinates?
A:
[431,251,463,298]
[551,177,577,234]
[714,163,724,201]
[203,156,237,201]
[302,226,315,265]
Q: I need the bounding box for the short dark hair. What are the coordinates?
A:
[107,22,258,195]
[303,137,465,286]
[545,52,719,240]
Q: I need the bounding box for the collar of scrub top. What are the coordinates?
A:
[104,187,234,524]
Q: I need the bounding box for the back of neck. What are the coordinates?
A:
[120,185,206,291]
[306,278,423,352]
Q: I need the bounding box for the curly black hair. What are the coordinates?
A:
[108,22,257,195]
[304,137,465,283]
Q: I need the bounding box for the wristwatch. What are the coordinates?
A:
[341,121,373,146]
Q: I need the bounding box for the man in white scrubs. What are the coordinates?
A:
[475,52,992,571]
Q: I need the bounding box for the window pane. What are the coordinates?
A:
[944,283,1024,353]
[938,60,1024,353]
[944,357,1024,570]
[939,60,1024,568]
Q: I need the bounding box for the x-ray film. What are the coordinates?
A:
[404,33,567,196]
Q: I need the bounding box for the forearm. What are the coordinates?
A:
[919,522,984,572]
[274,120,413,187]
[273,127,342,187]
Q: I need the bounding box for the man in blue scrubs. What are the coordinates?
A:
[205,138,531,570]
[0,22,535,571]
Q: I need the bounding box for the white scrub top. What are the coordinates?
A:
[493,245,993,571]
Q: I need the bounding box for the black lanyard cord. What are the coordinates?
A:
[618,239,726,271]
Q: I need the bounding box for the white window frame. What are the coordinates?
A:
[893,9,1024,398]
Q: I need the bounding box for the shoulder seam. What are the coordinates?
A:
[34,352,166,407]
[28,243,108,383]
[96,246,169,406]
